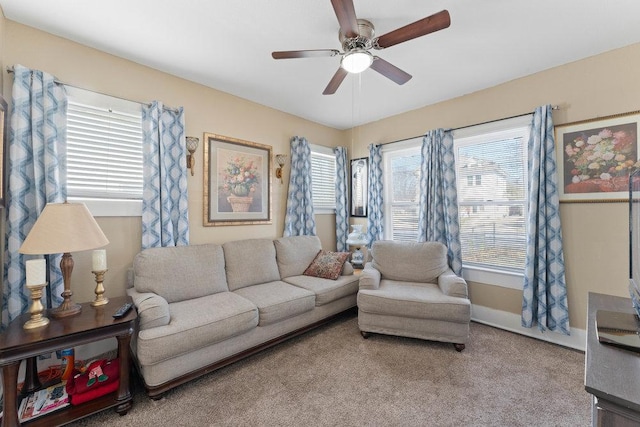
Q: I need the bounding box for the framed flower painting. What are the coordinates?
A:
[555,110,640,202]
[203,133,272,225]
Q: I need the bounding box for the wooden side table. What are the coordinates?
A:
[0,296,136,426]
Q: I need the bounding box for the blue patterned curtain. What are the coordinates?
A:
[417,129,463,275]
[522,105,570,335]
[334,147,349,251]
[141,102,190,249]
[366,143,383,246]
[284,136,316,236]
[3,64,66,325]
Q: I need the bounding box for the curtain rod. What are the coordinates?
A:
[5,66,180,113]
[378,105,560,147]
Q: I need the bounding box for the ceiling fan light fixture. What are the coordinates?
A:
[341,50,373,74]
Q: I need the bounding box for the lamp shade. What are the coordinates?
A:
[20,202,109,255]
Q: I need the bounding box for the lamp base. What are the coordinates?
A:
[24,316,50,330]
[51,301,82,318]
[51,252,82,318]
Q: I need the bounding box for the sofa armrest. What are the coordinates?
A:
[341,261,354,276]
[359,262,381,290]
[126,288,170,330]
[438,269,468,299]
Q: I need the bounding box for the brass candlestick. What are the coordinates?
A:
[24,283,50,330]
[91,269,109,307]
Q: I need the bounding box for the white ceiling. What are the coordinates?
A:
[2,1,640,130]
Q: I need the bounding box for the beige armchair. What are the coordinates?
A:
[357,240,471,351]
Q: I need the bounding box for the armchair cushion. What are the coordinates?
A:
[358,280,470,322]
[371,241,449,283]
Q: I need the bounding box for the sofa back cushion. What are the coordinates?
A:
[223,239,281,291]
[134,244,228,303]
[371,241,449,283]
[274,236,323,278]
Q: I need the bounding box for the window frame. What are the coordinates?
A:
[381,138,422,242]
[65,86,143,217]
[309,144,337,215]
[453,115,532,290]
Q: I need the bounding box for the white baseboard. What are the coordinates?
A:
[471,304,586,352]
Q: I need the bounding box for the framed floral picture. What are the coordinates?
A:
[203,133,272,225]
[555,110,640,202]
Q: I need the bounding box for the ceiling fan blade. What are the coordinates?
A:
[272,49,340,59]
[370,57,412,85]
[375,10,451,49]
[323,67,349,95]
[331,0,359,38]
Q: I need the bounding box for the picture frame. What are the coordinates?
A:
[350,157,368,217]
[203,133,272,226]
[0,94,7,207]
[555,110,640,203]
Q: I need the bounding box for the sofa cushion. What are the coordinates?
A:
[357,280,470,323]
[284,274,359,306]
[136,292,258,365]
[274,236,323,278]
[134,244,227,303]
[233,281,315,326]
[303,250,350,280]
[223,239,281,291]
[371,241,449,283]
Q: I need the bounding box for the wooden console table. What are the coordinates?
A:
[585,292,640,426]
[0,296,136,426]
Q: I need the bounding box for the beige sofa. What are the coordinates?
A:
[127,236,358,398]
[357,241,471,351]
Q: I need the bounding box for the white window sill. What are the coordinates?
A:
[314,208,336,215]
[462,265,523,290]
[68,197,142,217]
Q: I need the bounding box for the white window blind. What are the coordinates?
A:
[310,145,336,212]
[454,120,530,273]
[66,87,143,201]
[383,143,421,242]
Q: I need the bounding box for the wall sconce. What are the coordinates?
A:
[275,154,287,184]
[186,137,199,176]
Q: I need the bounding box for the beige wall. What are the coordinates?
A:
[2,20,343,304]
[2,13,638,332]
[352,43,640,330]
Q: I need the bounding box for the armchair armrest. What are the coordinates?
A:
[359,262,381,290]
[126,288,170,330]
[438,269,468,299]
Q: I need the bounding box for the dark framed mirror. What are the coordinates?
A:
[350,157,368,217]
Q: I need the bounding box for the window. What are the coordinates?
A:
[66,87,143,216]
[310,144,336,213]
[454,115,531,287]
[382,141,421,241]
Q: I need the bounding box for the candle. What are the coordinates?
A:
[92,249,107,271]
[26,259,46,286]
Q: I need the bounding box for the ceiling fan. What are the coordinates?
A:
[271,0,451,95]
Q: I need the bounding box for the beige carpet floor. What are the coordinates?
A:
[70,313,590,426]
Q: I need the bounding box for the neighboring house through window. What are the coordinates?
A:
[454,115,532,289]
[66,87,143,216]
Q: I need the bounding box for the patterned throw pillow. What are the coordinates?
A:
[303,250,350,280]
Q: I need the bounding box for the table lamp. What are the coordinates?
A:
[19,202,109,318]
